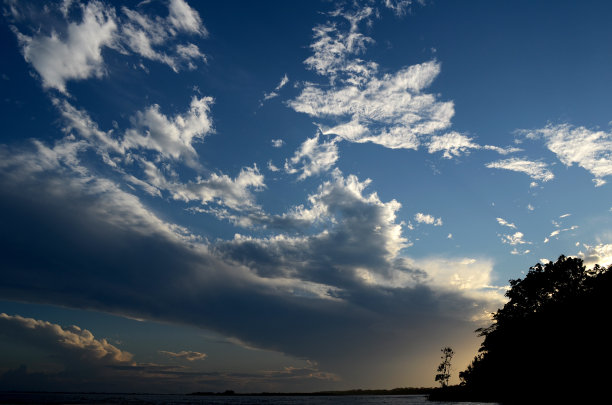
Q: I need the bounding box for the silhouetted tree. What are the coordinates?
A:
[458,255,612,402]
[434,346,454,387]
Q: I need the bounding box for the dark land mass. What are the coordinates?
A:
[430,255,612,403]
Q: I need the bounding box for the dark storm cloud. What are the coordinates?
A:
[0,142,493,388]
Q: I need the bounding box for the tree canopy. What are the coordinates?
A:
[457,255,612,402]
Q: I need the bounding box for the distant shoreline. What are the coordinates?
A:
[0,388,435,397]
[189,387,434,396]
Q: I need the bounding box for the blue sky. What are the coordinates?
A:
[1,0,612,393]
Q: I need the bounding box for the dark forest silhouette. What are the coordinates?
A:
[431,255,612,403]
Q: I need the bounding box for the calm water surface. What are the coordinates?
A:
[0,393,499,405]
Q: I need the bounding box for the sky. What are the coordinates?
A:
[1,0,612,394]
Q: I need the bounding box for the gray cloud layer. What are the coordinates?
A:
[0,141,493,388]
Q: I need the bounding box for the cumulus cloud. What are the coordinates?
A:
[578,243,612,267]
[0,313,133,365]
[522,123,612,186]
[284,134,339,180]
[486,158,554,182]
[0,313,338,393]
[409,257,506,307]
[414,212,443,226]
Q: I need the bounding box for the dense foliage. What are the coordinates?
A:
[458,256,612,402]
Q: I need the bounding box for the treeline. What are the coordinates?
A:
[431,255,612,403]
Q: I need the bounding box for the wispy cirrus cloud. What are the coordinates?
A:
[428,132,520,159]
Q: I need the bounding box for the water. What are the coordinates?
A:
[0,393,498,405]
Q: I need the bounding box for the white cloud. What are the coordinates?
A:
[428,132,520,159]
[523,123,612,185]
[123,96,214,165]
[289,5,457,152]
[303,7,376,84]
[271,139,284,148]
[176,43,207,64]
[527,204,535,211]
[167,0,207,36]
[57,95,214,166]
[496,217,516,229]
[120,2,207,72]
[383,0,416,16]
[410,256,506,305]
[143,160,265,212]
[14,1,118,93]
[486,158,554,182]
[593,178,607,187]
[447,233,453,239]
[53,98,123,158]
[261,75,290,103]
[159,350,207,361]
[291,61,454,150]
[12,0,208,93]
[547,225,579,240]
[414,212,443,226]
[559,213,571,218]
[578,243,612,267]
[275,74,289,90]
[284,134,339,180]
[267,160,280,172]
[500,232,529,245]
[217,169,411,282]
